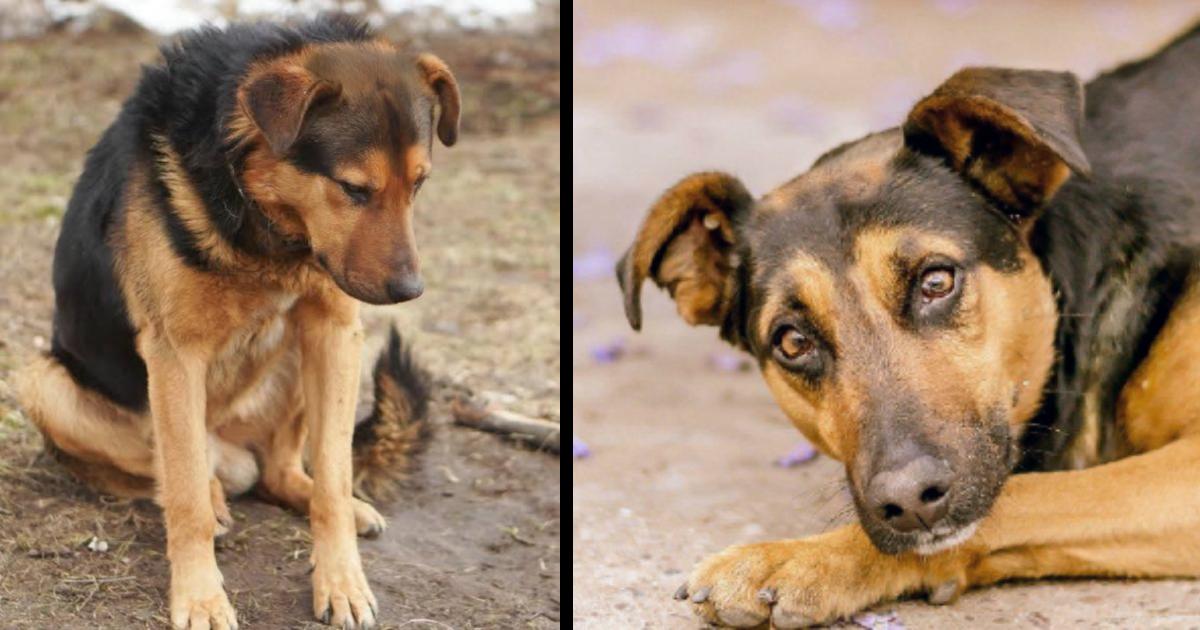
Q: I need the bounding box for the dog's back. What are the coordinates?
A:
[1086,24,1200,185]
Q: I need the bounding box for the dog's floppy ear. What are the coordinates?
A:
[904,67,1090,219]
[416,53,461,147]
[616,172,753,332]
[239,64,340,156]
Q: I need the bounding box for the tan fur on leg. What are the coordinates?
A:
[683,436,1200,627]
[294,294,378,628]
[141,333,237,630]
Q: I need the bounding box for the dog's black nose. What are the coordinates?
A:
[865,455,953,533]
[385,275,424,303]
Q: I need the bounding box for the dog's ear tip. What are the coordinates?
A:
[615,250,643,330]
[624,311,643,331]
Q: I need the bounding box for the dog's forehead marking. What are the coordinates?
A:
[759,130,903,215]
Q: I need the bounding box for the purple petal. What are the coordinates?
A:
[574,21,706,69]
[573,436,591,459]
[775,440,818,467]
[708,352,749,372]
[853,610,906,630]
[590,339,626,364]
[784,0,863,32]
[573,247,616,282]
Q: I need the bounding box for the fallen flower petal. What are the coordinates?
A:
[590,339,626,363]
[573,436,591,459]
[775,440,818,467]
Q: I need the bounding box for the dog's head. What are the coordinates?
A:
[618,68,1090,554]
[232,41,460,304]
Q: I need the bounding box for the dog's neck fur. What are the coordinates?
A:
[1017,173,1193,472]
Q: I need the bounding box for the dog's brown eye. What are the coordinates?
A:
[774,327,815,362]
[338,180,371,204]
[413,174,428,194]
[919,268,955,302]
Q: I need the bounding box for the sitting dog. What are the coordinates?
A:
[618,23,1200,628]
[15,14,458,629]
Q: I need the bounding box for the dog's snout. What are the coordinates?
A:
[866,455,952,533]
[385,274,424,303]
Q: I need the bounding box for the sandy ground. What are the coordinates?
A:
[0,17,560,630]
[573,1,1200,628]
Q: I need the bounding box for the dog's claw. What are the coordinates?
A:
[673,583,689,600]
[929,578,960,605]
[690,586,711,603]
[320,608,331,624]
[757,586,778,604]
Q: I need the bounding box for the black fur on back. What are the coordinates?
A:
[50,15,372,411]
[1016,24,1200,470]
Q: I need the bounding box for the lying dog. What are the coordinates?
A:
[15,15,458,629]
[618,23,1200,628]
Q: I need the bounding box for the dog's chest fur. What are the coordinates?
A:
[205,290,303,429]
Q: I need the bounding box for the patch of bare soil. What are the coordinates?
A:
[0,23,559,630]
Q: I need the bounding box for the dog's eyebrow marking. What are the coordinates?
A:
[756,253,839,346]
[405,145,431,183]
[334,148,390,189]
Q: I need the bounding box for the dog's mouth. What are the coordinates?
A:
[913,521,979,555]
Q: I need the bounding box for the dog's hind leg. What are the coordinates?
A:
[206,436,258,537]
[14,353,156,497]
[258,409,387,538]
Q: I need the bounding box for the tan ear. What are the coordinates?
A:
[616,172,753,331]
[904,67,1090,217]
[416,53,461,147]
[238,64,340,156]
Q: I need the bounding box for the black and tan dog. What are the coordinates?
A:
[618,23,1200,628]
[14,15,458,630]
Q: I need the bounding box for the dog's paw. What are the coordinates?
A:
[312,549,378,629]
[676,526,949,628]
[211,481,234,538]
[170,566,238,630]
[352,499,387,538]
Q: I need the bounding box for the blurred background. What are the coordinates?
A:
[0,1,559,627]
[573,1,1200,628]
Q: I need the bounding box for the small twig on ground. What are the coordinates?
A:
[451,399,560,454]
[60,575,136,584]
[396,619,458,630]
[500,525,536,546]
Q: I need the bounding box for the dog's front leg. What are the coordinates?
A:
[680,435,1200,628]
[677,524,963,628]
[295,295,377,628]
[142,334,237,630]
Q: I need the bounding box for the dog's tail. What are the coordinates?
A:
[352,326,432,501]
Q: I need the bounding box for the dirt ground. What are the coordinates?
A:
[573,1,1200,628]
[0,16,560,630]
